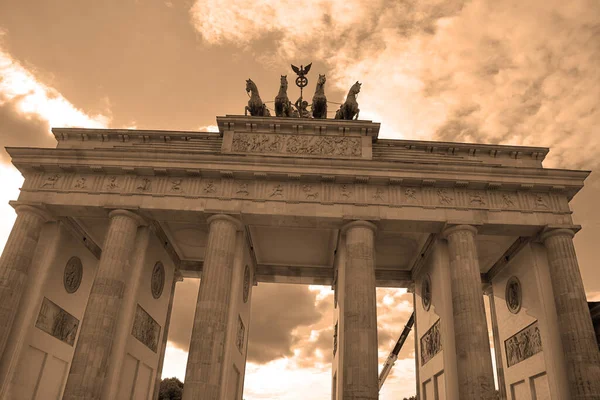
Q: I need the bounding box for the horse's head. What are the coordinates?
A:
[280,75,288,88]
[350,81,361,95]
[246,79,256,93]
[318,74,326,85]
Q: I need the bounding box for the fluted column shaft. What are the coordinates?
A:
[542,229,600,399]
[341,221,378,400]
[183,214,242,400]
[63,210,145,400]
[0,205,49,358]
[443,225,495,400]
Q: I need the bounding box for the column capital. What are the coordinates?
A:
[108,209,147,226]
[441,224,478,239]
[341,220,377,235]
[207,214,244,231]
[540,227,576,242]
[10,202,54,222]
[174,269,184,283]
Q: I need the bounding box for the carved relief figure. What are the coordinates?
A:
[469,192,486,205]
[245,79,271,117]
[340,184,352,199]
[505,321,543,367]
[502,193,515,207]
[132,305,161,352]
[137,178,152,191]
[170,179,183,192]
[333,322,338,355]
[335,81,361,120]
[64,256,83,294]
[270,184,284,198]
[420,319,442,365]
[294,97,311,118]
[312,74,328,119]
[302,184,319,200]
[236,317,245,353]
[203,181,216,194]
[534,194,549,208]
[506,276,522,314]
[437,189,453,205]
[274,75,294,117]
[243,265,250,303]
[373,188,385,201]
[35,297,80,346]
[106,176,119,190]
[236,183,250,197]
[405,188,417,201]
[41,174,60,188]
[74,177,87,189]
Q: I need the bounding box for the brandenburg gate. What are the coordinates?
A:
[0,111,599,399]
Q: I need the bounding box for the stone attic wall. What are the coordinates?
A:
[117,231,175,399]
[414,240,458,400]
[490,243,569,400]
[11,223,99,399]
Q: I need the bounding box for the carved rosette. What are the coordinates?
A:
[505,276,522,314]
[151,261,165,299]
[243,265,250,303]
[421,274,432,311]
[231,132,362,158]
[64,256,83,294]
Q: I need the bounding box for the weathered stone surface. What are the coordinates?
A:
[183,214,242,400]
[0,205,50,358]
[442,225,496,400]
[340,220,378,400]
[63,209,145,400]
[541,229,600,399]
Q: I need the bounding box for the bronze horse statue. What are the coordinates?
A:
[245,79,271,117]
[335,81,361,120]
[311,74,327,119]
[274,75,294,117]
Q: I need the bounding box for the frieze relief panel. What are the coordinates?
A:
[131,304,161,352]
[231,132,362,158]
[29,172,570,214]
[420,319,442,365]
[35,297,79,346]
[505,321,543,367]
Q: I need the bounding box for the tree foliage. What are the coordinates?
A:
[158,377,184,400]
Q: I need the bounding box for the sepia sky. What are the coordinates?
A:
[0,1,598,398]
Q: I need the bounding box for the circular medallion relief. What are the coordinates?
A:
[243,265,250,303]
[64,256,83,294]
[421,274,432,311]
[506,276,522,314]
[151,262,165,299]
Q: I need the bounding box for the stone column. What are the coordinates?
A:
[153,269,183,400]
[183,214,243,400]
[541,228,600,399]
[340,220,378,400]
[0,205,51,359]
[63,209,146,400]
[484,285,507,400]
[442,225,495,400]
[102,226,151,400]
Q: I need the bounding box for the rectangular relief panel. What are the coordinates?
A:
[131,304,161,353]
[504,321,543,367]
[435,371,446,400]
[12,345,46,400]
[230,132,363,158]
[420,319,442,366]
[36,356,69,400]
[511,380,531,400]
[132,362,153,400]
[236,316,245,354]
[117,353,138,400]
[35,297,79,346]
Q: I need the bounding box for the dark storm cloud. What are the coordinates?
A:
[0,96,56,163]
[247,283,323,364]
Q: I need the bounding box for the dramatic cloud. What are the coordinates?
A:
[191,0,599,169]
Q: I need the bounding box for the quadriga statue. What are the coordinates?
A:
[245,79,271,117]
[274,75,294,117]
[312,74,327,119]
[335,81,361,120]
